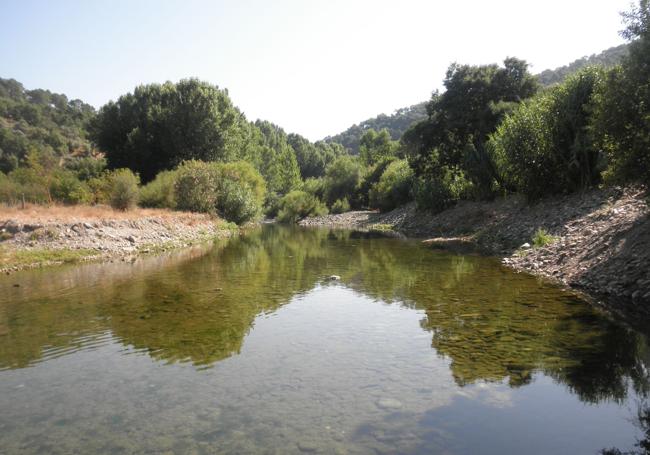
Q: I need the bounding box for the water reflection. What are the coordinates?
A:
[0,224,648,406]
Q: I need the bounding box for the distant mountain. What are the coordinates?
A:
[324,102,427,154]
[537,43,629,87]
[326,43,630,154]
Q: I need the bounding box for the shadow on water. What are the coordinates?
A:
[0,224,649,405]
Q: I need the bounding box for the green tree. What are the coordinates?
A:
[89,79,247,182]
[359,128,398,165]
[592,0,650,185]
[323,155,363,206]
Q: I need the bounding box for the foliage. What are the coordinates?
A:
[412,169,472,213]
[323,155,363,206]
[49,170,91,205]
[537,44,629,87]
[324,103,428,153]
[330,198,350,214]
[106,168,140,210]
[171,160,264,223]
[288,133,345,179]
[592,0,650,185]
[139,170,177,209]
[403,58,539,199]
[0,78,96,174]
[89,79,247,182]
[532,228,556,248]
[359,128,398,165]
[369,159,414,212]
[490,67,605,199]
[276,190,328,223]
[64,156,107,181]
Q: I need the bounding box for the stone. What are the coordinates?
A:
[127,235,136,243]
[520,243,531,250]
[328,275,341,281]
[83,222,93,229]
[376,398,402,410]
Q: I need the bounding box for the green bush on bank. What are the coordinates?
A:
[489,67,605,200]
[330,198,350,214]
[277,190,328,223]
[369,159,414,212]
[139,170,178,209]
[172,160,265,224]
[107,168,140,210]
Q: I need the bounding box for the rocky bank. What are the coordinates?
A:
[300,185,650,321]
[0,206,236,273]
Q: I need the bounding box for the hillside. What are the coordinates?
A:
[0,78,98,173]
[326,43,630,154]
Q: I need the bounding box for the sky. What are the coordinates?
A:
[0,0,630,141]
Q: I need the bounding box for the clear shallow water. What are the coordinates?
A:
[0,225,648,454]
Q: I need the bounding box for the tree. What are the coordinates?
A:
[592,0,650,185]
[89,79,247,182]
[403,58,539,199]
[359,128,398,165]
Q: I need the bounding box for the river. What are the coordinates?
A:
[0,225,648,454]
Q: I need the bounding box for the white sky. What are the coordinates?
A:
[0,0,630,140]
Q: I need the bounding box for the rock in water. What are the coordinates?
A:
[328,275,341,281]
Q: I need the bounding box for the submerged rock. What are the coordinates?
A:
[328,275,341,281]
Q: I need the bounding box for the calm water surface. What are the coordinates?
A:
[0,225,648,454]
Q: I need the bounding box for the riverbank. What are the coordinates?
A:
[0,205,237,273]
[300,185,650,320]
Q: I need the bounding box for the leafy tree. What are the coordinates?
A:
[403,58,538,201]
[359,128,398,165]
[250,120,301,194]
[323,155,363,206]
[592,0,650,185]
[89,79,247,182]
[287,133,345,179]
[369,159,414,212]
[490,67,605,199]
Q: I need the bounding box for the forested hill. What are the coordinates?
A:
[322,102,427,155]
[537,43,629,87]
[0,78,97,173]
[325,43,630,154]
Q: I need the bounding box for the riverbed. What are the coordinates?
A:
[0,225,647,454]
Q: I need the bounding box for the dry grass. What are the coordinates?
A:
[0,204,216,224]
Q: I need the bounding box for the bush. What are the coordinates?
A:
[65,156,107,181]
[6,167,50,204]
[413,168,472,213]
[174,160,220,213]
[331,198,351,214]
[215,179,260,224]
[172,160,265,224]
[324,156,363,206]
[264,191,282,218]
[300,177,326,200]
[139,170,177,209]
[107,168,140,210]
[368,159,414,212]
[489,67,605,200]
[277,190,328,223]
[357,157,395,208]
[532,228,556,248]
[49,171,91,205]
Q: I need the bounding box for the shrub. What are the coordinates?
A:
[215,179,260,224]
[139,170,177,209]
[277,190,328,223]
[65,156,107,181]
[331,198,350,214]
[324,156,363,206]
[300,177,326,200]
[264,191,282,218]
[532,228,556,248]
[490,67,605,200]
[107,168,140,210]
[369,159,414,212]
[413,168,472,213]
[6,167,50,204]
[49,171,91,205]
[357,157,395,208]
[174,160,220,213]
[172,160,265,224]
